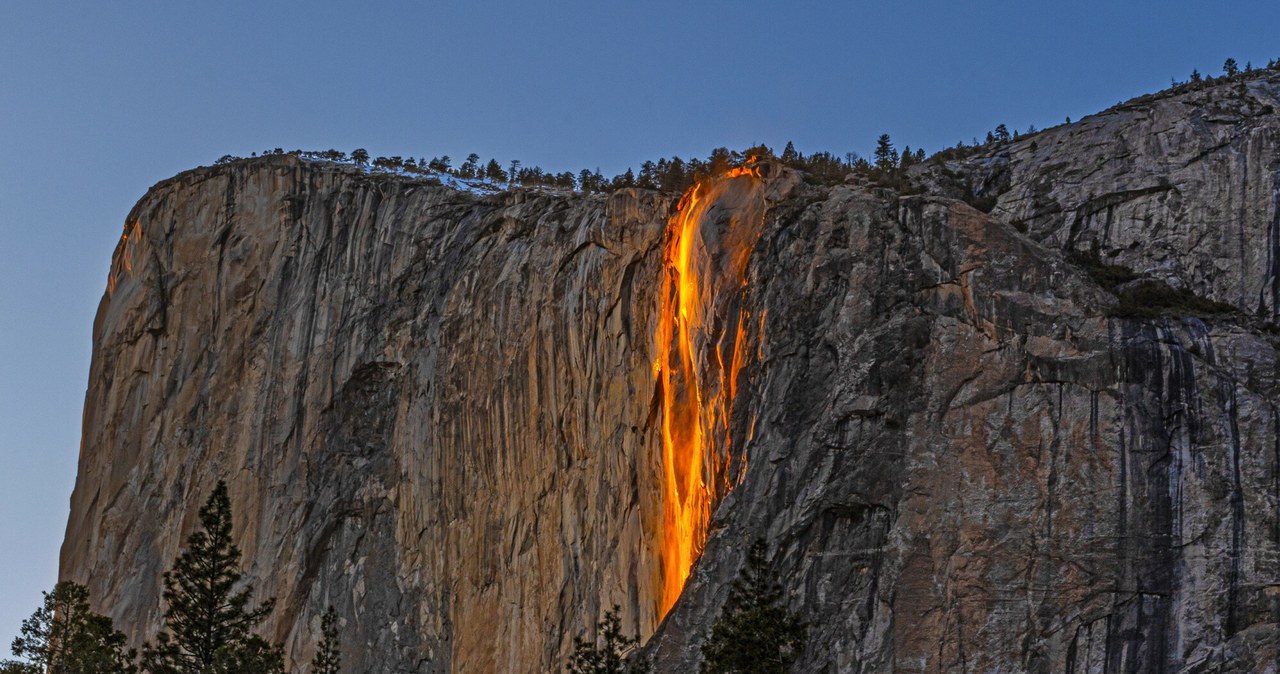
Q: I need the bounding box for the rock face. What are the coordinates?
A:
[64,74,1280,674]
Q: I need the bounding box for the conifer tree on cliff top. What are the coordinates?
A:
[141,480,283,674]
[699,539,807,674]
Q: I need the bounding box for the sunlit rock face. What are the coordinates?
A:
[65,73,1280,674]
[65,160,678,672]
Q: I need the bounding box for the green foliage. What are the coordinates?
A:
[1110,281,1238,319]
[140,481,282,674]
[206,636,283,674]
[1223,57,1239,76]
[1068,244,1237,319]
[566,607,649,674]
[310,607,341,674]
[350,148,369,165]
[1066,244,1138,290]
[484,158,507,183]
[699,540,807,674]
[2,582,136,674]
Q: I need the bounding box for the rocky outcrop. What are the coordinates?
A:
[931,73,1280,318]
[64,73,1280,674]
[65,161,676,672]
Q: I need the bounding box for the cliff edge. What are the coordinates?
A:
[63,74,1280,673]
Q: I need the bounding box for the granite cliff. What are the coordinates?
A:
[63,73,1280,673]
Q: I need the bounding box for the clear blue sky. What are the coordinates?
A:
[1,0,1277,649]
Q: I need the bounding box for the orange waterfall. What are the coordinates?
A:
[655,165,767,616]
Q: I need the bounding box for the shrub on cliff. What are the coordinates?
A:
[699,540,807,674]
[1110,281,1238,319]
[140,481,283,674]
[566,607,649,674]
[1,581,136,674]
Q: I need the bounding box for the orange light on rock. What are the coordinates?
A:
[655,165,765,617]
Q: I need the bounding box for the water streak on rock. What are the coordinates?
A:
[656,165,765,615]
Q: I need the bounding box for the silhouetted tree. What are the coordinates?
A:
[459,153,480,179]
[708,147,733,175]
[2,582,136,674]
[428,156,451,172]
[637,161,657,189]
[699,540,807,674]
[351,148,369,165]
[310,607,340,674]
[1223,58,1239,76]
[566,607,649,674]
[579,169,596,192]
[899,145,915,171]
[742,143,773,160]
[780,142,799,164]
[873,134,898,172]
[660,157,687,192]
[141,481,283,674]
[485,159,506,183]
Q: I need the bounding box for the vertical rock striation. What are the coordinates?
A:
[64,74,1280,673]
[65,159,677,672]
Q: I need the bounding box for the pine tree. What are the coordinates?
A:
[141,481,282,674]
[459,153,480,179]
[1223,57,1239,76]
[699,540,807,674]
[310,607,340,674]
[994,123,1010,143]
[2,582,136,674]
[637,161,657,190]
[708,147,733,175]
[566,607,649,674]
[485,159,506,183]
[780,141,799,164]
[350,148,369,165]
[873,134,897,172]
